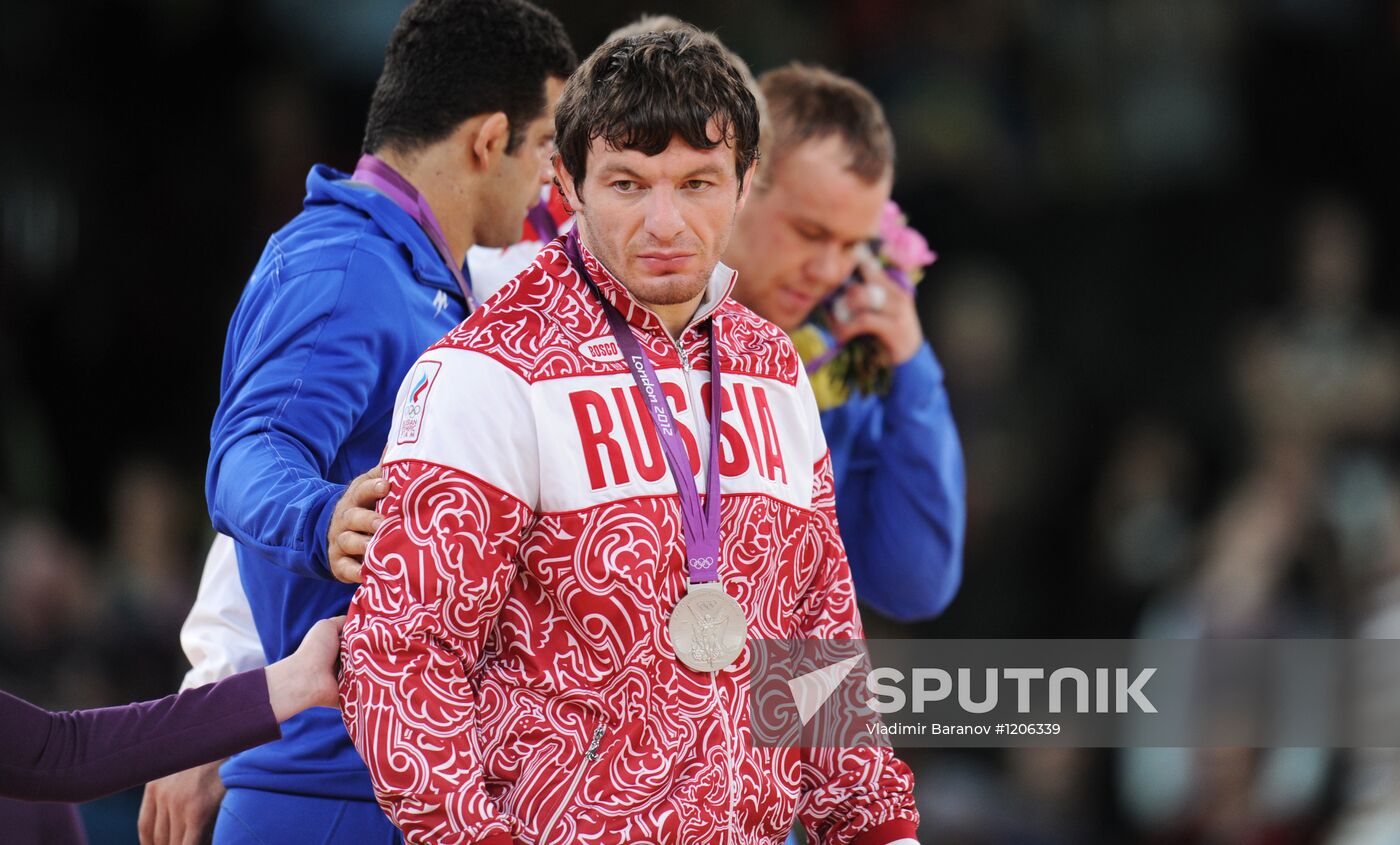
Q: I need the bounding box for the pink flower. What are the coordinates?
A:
[877,201,936,271]
[880,213,936,272]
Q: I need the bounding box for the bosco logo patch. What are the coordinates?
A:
[580,337,625,364]
[396,360,442,444]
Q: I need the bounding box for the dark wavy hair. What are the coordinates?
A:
[554,24,760,194]
[362,0,576,156]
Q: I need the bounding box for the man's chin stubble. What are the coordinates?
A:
[631,275,710,307]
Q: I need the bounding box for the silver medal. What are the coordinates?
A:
[668,582,747,673]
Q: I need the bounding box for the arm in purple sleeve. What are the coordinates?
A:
[0,669,280,803]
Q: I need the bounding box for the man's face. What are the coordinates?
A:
[556,123,753,316]
[725,135,892,331]
[477,76,566,248]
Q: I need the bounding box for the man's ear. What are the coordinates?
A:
[470,112,511,170]
[734,160,758,213]
[553,154,582,211]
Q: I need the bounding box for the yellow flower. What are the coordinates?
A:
[789,325,850,411]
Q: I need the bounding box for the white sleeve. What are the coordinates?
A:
[179,533,266,690]
[467,241,544,303]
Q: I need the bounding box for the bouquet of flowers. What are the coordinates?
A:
[792,201,937,408]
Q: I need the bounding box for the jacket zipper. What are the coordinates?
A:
[713,675,738,845]
[674,335,713,478]
[539,722,606,844]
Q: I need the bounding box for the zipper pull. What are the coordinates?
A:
[584,724,606,761]
[676,341,691,372]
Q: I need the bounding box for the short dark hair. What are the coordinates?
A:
[759,63,894,185]
[605,16,772,175]
[554,25,760,192]
[362,0,576,156]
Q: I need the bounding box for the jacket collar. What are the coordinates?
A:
[303,164,461,298]
[572,234,737,341]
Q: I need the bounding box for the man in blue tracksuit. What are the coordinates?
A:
[200,2,575,842]
[723,63,966,623]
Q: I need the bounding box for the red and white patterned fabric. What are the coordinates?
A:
[339,237,919,845]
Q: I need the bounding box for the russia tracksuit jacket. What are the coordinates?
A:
[340,237,920,844]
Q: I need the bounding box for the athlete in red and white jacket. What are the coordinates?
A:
[338,230,920,845]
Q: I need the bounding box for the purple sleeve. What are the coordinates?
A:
[0,669,281,802]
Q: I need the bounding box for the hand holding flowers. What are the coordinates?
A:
[801,201,937,403]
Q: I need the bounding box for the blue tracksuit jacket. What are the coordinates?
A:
[822,342,965,623]
[207,165,467,799]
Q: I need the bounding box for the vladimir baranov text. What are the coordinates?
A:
[746,638,1400,748]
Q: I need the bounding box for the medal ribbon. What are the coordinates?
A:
[350,154,478,311]
[562,229,723,584]
[526,199,560,242]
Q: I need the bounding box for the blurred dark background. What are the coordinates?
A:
[3,0,1400,842]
